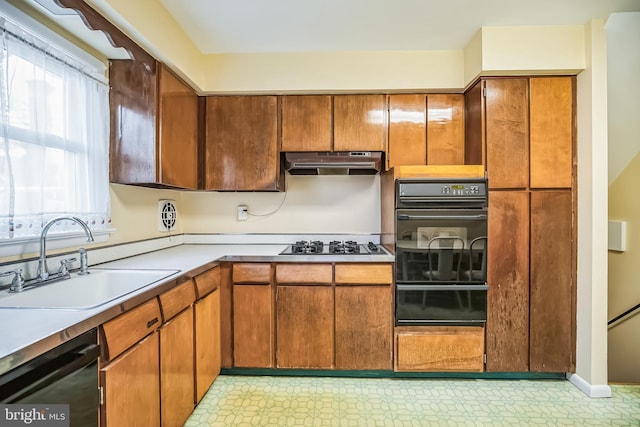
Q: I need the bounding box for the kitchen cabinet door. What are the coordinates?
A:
[464,80,484,166]
[157,65,198,189]
[334,95,386,152]
[529,77,574,189]
[486,191,529,372]
[276,285,334,369]
[335,286,392,370]
[388,94,427,168]
[159,307,194,427]
[485,79,529,189]
[233,284,273,367]
[530,191,574,372]
[194,288,221,403]
[281,95,332,151]
[101,333,160,427]
[427,94,465,165]
[109,61,198,189]
[205,96,283,191]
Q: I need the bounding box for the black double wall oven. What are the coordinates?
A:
[394,177,488,326]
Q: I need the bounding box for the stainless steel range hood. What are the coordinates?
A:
[284,152,383,175]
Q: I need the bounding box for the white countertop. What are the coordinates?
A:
[0,243,393,375]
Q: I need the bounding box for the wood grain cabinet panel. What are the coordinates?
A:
[233,263,271,284]
[334,95,386,152]
[205,96,282,191]
[334,263,393,285]
[529,77,574,189]
[109,61,198,189]
[485,79,529,189]
[530,191,574,372]
[388,94,427,168]
[101,298,162,361]
[395,327,484,372]
[194,266,221,298]
[194,288,221,403]
[158,279,196,322]
[335,286,392,370]
[233,284,273,368]
[276,286,333,369]
[276,264,332,284]
[427,94,465,165]
[281,96,332,151]
[159,307,194,427]
[100,333,160,427]
[464,81,485,166]
[486,191,530,372]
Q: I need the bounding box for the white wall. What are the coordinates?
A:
[181,175,381,234]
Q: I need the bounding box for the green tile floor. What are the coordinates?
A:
[185,375,640,426]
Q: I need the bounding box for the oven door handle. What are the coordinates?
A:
[397,214,487,221]
[396,284,489,291]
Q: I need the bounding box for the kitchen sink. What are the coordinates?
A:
[0,268,179,310]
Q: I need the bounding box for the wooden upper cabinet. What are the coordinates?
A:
[485,79,529,189]
[464,80,485,166]
[388,94,427,168]
[333,95,386,152]
[205,96,282,191]
[281,96,332,151]
[109,61,198,189]
[157,65,198,189]
[529,77,574,189]
[427,94,465,165]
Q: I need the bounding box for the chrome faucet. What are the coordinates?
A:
[37,216,94,281]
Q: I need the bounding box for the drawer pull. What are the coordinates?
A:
[147,317,159,328]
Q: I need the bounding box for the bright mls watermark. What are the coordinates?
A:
[0,405,69,426]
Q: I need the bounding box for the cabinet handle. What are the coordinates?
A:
[146,317,159,328]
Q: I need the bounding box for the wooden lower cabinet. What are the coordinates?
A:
[335,286,392,370]
[194,288,221,402]
[101,333,160,427]
[530,191,574,371]
[395,327,484,372]
[159,307,194,427]
[276,285,334,369]
[233,284,273,367]
[486,191,530,372]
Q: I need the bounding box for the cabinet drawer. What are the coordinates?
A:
[232,263,271,284]
[194,266,220,298]
[276,264,332,285]
[159,279,196,322]
[395,326,484,372]
[335,264,393,285]
[101,298,162,361]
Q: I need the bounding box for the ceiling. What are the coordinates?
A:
[157,0,640,54]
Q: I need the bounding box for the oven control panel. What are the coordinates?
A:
[440,184,481,196]
[398,180,487,198]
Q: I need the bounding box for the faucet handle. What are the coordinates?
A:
[1,268,25,292]
[58,258,77,275]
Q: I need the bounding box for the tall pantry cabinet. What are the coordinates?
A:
[465,77,576,373]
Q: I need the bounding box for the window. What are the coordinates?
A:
[0,12,110,242]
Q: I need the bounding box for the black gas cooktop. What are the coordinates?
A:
[280,240,385,256]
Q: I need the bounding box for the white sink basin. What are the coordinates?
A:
[0,268,179,310]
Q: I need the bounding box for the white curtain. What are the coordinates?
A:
[0,17,110,240]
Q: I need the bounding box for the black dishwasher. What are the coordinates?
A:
[0,329,100,426]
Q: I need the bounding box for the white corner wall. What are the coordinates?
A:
[572,19,611,397]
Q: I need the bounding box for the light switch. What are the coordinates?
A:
[608,220,627,252]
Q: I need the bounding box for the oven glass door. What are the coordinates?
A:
[395,284,488,325]
[395,208,487,284]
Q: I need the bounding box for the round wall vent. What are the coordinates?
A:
[158,200,177,232]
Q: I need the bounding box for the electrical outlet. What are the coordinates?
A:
[237,205,248,221]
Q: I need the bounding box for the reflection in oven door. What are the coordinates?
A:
[395,209,487,284]
[395,284,488,325]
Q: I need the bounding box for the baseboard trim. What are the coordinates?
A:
[567,373,612,398]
